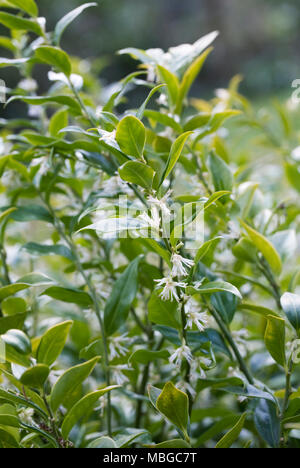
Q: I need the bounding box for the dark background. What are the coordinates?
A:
[1,0,299,100]
[39,0,299,96]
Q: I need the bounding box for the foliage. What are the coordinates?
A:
[0,0,299,449]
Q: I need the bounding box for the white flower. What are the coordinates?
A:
[37,17,46,31]
[101,174,127,195]
[48,71,84,90]
[28,105,43,118]
[291,146,300,162]
[109,334,131,360]
[169,340,193,367]
[177,380,196,398]
[111,365,131,385]
[139,206,161,233]
[147,190,172,217]
[171,253,194,277]
[232,329,249,358]
[155,276,185,302]
[99,129,117,145]
[189,356,213,382]
[18,78,37,92]
[18,408,36,426]
[185,299,208,332]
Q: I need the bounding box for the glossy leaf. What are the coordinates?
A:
[61,386,119,439]
[53,3,97,45]
[20,365,50,388]
[37,320,73,366]
[148,291,181,330]
[160,132,193,185]
[118,161,155,190]
[215,413,247,448]
[7,0,38,17]
[280,292,300,332]
[240,220,282,274]
[50,357,100,412]
[264,315,286,367]
[104,255,143,335]
[156,382,189,439]
[35,46,71,77]
[254,399,280,448]
[116,116,146,159]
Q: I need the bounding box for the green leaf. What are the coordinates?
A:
[254,399,280,448]
[232,237,258,263]
[143,109,182,133]
[17,272,54,285]
[50,357,100,412]
[0,313,26,334]
[10,204,53,223]
[0,404,19,428]
[211,291,238,324]
[176,47,213,114]
[1,329,31,355]
[61,386,119,439]
[104,255,143,335]
[115,429,148,448]
[194,237,222,264]
[53,2,97,45]
[0,12,43,35]
[22,242,74,261]
[42,287,92,307]
[35,46,71,77]
[157,65,179,109]
[280,292,300,332]
[160,132,193,185]
[116,115,146,159]
[7,95,81,113]
[137,84,166,120]
[3,344,31,367]
[204,191,231,209]
[88,437,117,448]
[37,320,73,366]
[0,388,47,420]
[207,151,233,192]
[129,349,169,366]
[148,291,181,330]
[0,428,19,448]
[20,365,50,388]
[238,302,280,318]
[7,0,38,17]
[264,315,286,367]
[156,382,189,440]
[240,220,282,274]
[285,163,300,194]
[146,439,191,448]
[0,284,28,301]
[187,281,242,299]
[215,413,247,448]
[118,161,155,190]
[49,109,68,137]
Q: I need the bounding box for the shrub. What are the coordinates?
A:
[0,0,299,449]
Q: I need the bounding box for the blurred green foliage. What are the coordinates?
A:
[34,0,300,95]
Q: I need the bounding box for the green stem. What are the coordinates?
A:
[207,302,254,385]
[0,244,10,285]
[257,257,282,310]
[280,357,294,447]
[39,192,113,436]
